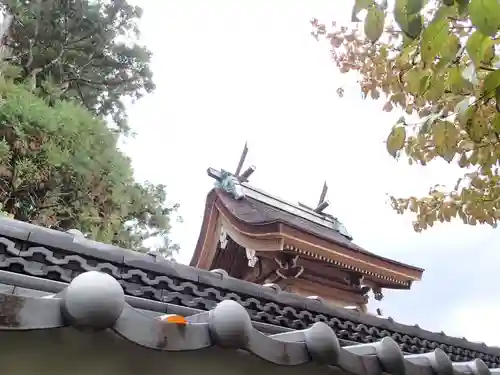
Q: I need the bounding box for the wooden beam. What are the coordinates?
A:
[235,142,248,176]
[318,181,328,205]
[238,165,255,182]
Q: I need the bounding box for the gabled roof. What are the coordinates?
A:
[192,188,423,286]
[215,187,423,270]
[0,218,498,368]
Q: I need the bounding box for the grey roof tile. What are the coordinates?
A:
[0,269,497,375]
[0,218,497,367]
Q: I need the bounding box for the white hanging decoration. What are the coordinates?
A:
[245,249,258,267]
[219,228,229,249]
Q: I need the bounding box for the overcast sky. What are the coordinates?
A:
[123,0,500,346]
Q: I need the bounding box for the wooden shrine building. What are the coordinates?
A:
[191,144,424,312]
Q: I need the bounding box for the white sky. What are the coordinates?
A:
[122,0,500,346]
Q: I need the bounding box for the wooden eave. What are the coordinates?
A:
[191,190,423,287]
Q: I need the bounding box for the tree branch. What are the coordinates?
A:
[25,0,43,70]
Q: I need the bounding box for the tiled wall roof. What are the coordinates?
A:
[0,218,498,367]
[1,269,499,375]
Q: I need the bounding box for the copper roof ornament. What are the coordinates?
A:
[214,142,256,200]
[215,170,245,199]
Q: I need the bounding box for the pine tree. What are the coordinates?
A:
[3,0,155,133]
[0,0,179,258]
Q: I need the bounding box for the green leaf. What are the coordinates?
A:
[419,74,431,94]
[396,42,418,65]
[457,106,477,128]
[396,0,424,14]
[352,0,374,21]
[457,0,470,16]
[405,69,422,93]
[394,0,424,39]
[468,114,489,142]
[483,44,495,64]
[406,0,425,14]
[432,120,458,162]
[447,66,467,93]
[386,125,406,157]
[407,14,423,39]
[496,87,500,111]
[419,115,438,134]
[469,0,500,37]
[492,113,500,132]
[364,6,385,42]
[482,69,500,98]
[436,34,460,69]
[455,97,472,121]
[420,16,449,65]
[425,74,445,100]
[466,30,494,67]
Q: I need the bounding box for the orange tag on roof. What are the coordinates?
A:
[158,314,188,325]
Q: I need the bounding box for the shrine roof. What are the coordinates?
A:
[0,218,498,369]
[215,187,422,270]
[191,181,423,283]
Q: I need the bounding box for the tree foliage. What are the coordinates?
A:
[0,66,179,257]
[0,0,179,257]
[312,0,500,232]
[3,0,155,134]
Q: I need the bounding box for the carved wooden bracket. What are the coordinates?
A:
[274,254,304,280]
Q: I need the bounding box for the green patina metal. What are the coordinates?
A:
[215,170,244,200]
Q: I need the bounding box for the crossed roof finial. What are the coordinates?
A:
[298,181,330,214]
[234,141,255,183]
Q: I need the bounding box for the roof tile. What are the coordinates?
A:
[0,218,497,367]
[0,269,497,375]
